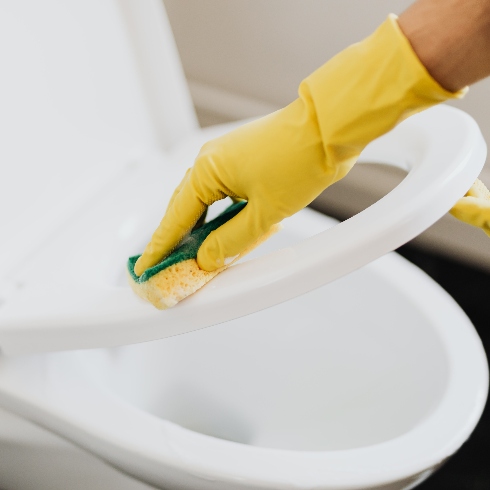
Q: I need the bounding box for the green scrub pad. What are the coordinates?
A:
[127,201,280,309]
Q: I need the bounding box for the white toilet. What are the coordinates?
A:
[0,1,488,489]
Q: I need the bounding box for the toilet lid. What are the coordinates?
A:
[0,2,487,355]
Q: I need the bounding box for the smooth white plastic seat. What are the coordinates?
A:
[0,8,486,354]
[0,1,488,489]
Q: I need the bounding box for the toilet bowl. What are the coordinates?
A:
[0,1,488,489]
[0,208,488,490]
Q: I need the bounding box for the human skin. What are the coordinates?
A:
[398,0,490,91]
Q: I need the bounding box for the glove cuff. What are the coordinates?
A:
[300,14,467,179]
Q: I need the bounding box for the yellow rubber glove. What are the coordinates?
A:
[134,14,465,275]
[450,179,490,237]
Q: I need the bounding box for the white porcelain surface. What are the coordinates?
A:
[0,210,488,490]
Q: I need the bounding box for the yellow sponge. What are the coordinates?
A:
[127,202,280,309]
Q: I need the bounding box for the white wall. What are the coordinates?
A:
[163,0,490,269]
[164,0,490,150]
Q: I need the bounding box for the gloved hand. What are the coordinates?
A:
[450,179,490,237]
[134,14,465,276]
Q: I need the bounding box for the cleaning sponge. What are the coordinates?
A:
[127,201,279,309]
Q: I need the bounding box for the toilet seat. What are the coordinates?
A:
[0,1,486,355]
[0,104,486,355]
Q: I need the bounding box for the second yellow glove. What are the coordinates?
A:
[450,179,490,237]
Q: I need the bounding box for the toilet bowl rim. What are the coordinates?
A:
[0,250,486,488]
[129,254,488,487]
[51,252,486,489]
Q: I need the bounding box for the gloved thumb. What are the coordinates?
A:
[449,178,490,238]
[197,202,275,271]
[450,196,490,237]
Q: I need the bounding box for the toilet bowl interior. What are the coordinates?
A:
[78,223,449,452]
[0,208,485,490]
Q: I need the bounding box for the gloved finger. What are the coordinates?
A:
[134,172,210,276]
[466,178,490,200]
[166,169,208,231]
[197,202,275,271]
[450,195,490,235]
[166,169,191,211]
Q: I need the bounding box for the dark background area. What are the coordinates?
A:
[396,245,489,490]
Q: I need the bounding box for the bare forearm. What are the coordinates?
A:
[398,0,490,91]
